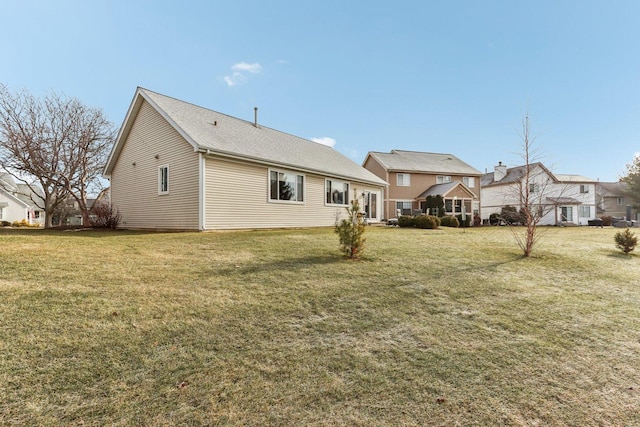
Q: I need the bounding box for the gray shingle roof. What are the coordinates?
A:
[366,150,481,175]
[598,181,628,197]
[416,181,460,198]
[481,162,556,187]
[106,88,386,186]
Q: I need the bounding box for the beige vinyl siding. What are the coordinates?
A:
[110,100,200,230]
[204,157,382,230]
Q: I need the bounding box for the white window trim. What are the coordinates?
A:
[325,178,350,206]
[268,168,305,204]
[397,173,410,186]
[437,175,452,184]
[158,165,169,195]
[463,176,475,188]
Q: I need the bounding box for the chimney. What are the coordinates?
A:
[494,161,507,181]
[254,107,258,127]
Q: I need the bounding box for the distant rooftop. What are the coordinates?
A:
[366,150,481,175]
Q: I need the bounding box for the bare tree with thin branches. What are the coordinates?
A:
[502,115,568,257]
[0,84,115,227]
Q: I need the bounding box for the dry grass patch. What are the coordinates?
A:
[0,226,638,426]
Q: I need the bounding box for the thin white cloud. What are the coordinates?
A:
[232,62,262,73]
[224,62,262,86]
[311,137,336,148]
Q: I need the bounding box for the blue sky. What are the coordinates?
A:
[1,0,638,182]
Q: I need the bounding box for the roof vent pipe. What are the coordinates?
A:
[254,107,258,127]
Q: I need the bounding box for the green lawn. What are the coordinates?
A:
[0,226,638,426]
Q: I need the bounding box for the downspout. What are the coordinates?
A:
[385,169,390,220]
[199,152,207,230]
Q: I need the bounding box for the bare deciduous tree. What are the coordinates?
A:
[504,115,567,257]
[0,84,115,227]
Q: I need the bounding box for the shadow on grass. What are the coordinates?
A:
[607,250,638,259]
[217,254,344,276]
[0,228,181,238]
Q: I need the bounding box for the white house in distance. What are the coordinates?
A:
[481,162,597,225]
[0,173,45,226]
[103,87,387,230]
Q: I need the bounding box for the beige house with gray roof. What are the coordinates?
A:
[104,88,387,230]
[363,150,481,221]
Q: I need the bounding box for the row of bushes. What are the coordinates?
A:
[1,219,40,228]
[398,215,464,229]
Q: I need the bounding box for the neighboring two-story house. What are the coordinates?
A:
[0,173,45,226]
[363,150,482,221]
[596,181,638,221]
[481,162,597,225]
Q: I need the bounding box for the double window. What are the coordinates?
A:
[437,175,452,184]
[580,184,590,194]
[158,165,169,194]
[529,183,539,193]
[617,197,624,205]
[270,170,304,202]
[397,173,410,186]
[579,206,591,218]
[326,179,349,205]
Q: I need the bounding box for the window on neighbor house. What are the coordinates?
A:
[579,206,591,217]
[617,197,624,205]
[561,207,573,222]
[437,175,452,184]
[326,179,349,205]
[396,201,412,216]
[397,173,410,186]
[463,177,475,188]
[270,170,304,202]
[529,183,538,193]
[158,165,169,194]
[444,198,462,214]
[0,208,3,220]
[580,184,589,193]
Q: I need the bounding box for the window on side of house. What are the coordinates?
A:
[437,175,452,184]
[0,207,3,220]
[269,169,304,202]
[396,201,412,216]
[579,206,591,217]
[158,165,169,194]
[397,173,410,186]
[617,197,624,205]
[463,177,475,188]
[326,179,349,205]
[580,184,589,193]
[529,183,538,193]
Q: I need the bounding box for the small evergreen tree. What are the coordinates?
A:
[335,194,366,259]
[614,228,637,255]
